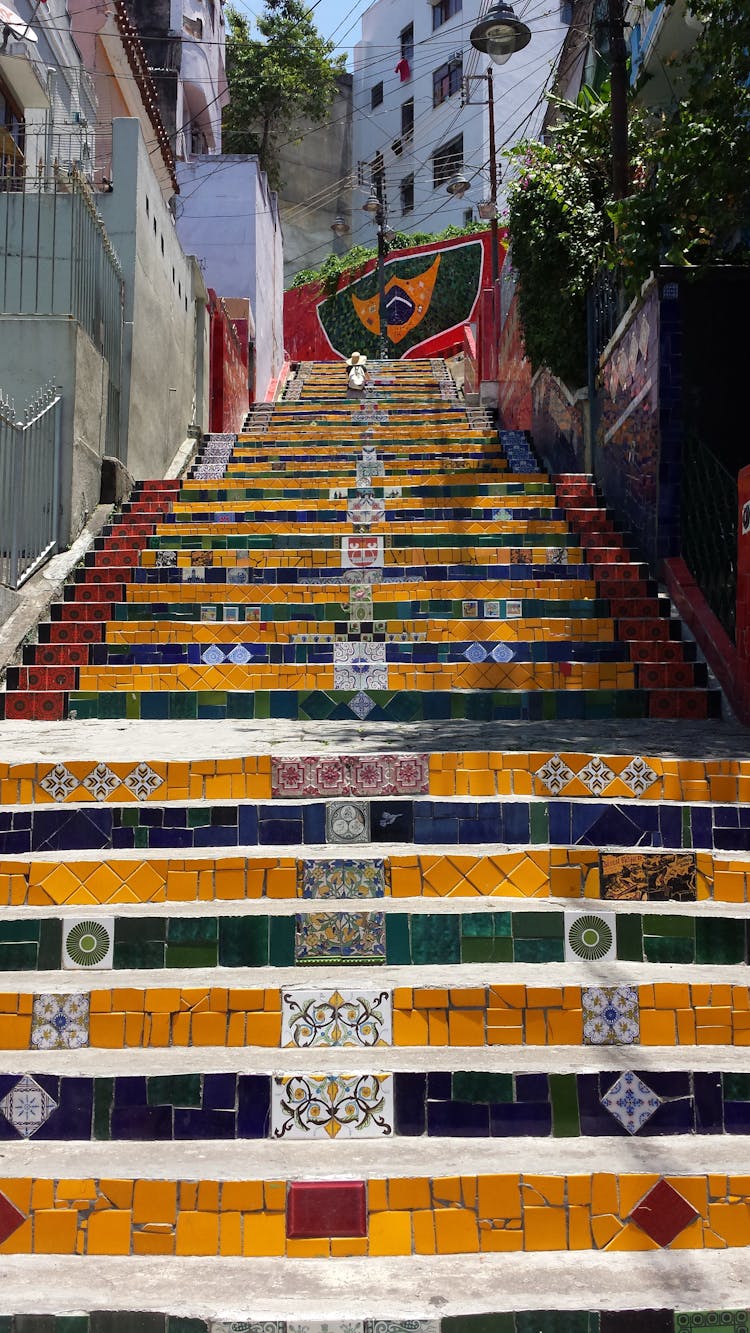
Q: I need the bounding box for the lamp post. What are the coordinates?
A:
[461,70,503,285]
[468,3,532,284]
[363,183,390,360]
[607,0,629,200]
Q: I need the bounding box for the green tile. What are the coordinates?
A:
[724,1073,750,1100]
[385,913,411,965]
[615,913,643,961]
[0,943,38,970]
[269,915,295,967]
[513,937,564,963]
[37,918,63,970]
[55,1320,90,1333]
[147,1074,201,1107]
[643,935,695,964]
[0,920,40,942]
[696,917,746,965]
[452,1071,513,1104]
[461,913,494,937]
[134,828,149,849]
[682,804,692,848]
[443,1315,514,1333]
[549,1072,580,1137]
[121,808,139,827]
[167,918,218,947]
[188,808,211,827]
[410,913,460,965]
[166,943,218,968]
[529,800,549,843]
[517,1316,595,1333]
[513,912,563,939]
[219,916,269,967]
[461,936,513,963]
[93,1077,113,1140]
[647,913,694,938]
[168,1321,209,1333]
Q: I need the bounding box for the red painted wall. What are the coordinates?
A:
[208,290,250,433]
[284,230,502,362]
[497,289,532,429]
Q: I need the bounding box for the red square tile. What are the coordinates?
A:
[286,1181,367,1238]
[0,1190,25,1246]
[630,1179,698,1247]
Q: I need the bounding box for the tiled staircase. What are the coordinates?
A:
[0,358,748,1329]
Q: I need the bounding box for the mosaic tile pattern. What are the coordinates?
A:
[0,1068,748,1141]
[0,1314,744,1333]
[0,1170,745,1254]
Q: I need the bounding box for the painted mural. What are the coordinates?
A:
[284,230,500,363]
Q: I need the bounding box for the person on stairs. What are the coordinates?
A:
[346,351,368,397]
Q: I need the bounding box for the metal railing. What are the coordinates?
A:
[681,432,738,641]
[0,382,62,589]
[0,163,124,459]
[589,266,625,365]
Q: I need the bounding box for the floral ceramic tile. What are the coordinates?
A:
[582,986,639,1045]
[31,994,90,1049]
[564,910,616,963]
[63,917,114,970]
[295,911,386,964]
[281,988,392,1047]
[271,1073,393,1139]
[297,859,388,899]
[600,1071,662,1134]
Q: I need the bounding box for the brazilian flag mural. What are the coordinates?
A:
[316,239,484,359]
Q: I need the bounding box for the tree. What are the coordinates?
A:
[222,1,347,189]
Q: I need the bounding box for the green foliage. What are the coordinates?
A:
[505,0,750,388]
[222,1,346,189]
[505,88,619,386]
[290,220,491,292]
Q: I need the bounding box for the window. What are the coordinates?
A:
[432,133,462,189]
[183,14,203,38]
[400,23,413,62]
[432,0,461,30]
[433,56,462,107]
[401,98,414,141]
[371,81,383,109]
[400,173,414,215]
[0,80,25,184]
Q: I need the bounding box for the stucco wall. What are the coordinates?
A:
[279,75,353,285]
[175,156,284,400]
[0,317,107,546]
[99,119,209,479]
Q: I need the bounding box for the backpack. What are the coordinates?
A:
[348,363,366,390]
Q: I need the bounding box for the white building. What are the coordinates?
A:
[352,0,573,239]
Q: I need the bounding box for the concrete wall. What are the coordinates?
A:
[0,317,107,546]
[175,155,284,400]
[99,119,210,479]
[278,75,353,285]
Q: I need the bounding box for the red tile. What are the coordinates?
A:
[0,1190,25,1247]
[286,1181,367,1238]
[630,1179,698,1247]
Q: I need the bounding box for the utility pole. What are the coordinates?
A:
[608,0,629,200]
[486,66,500,285]
[375,179,389,361]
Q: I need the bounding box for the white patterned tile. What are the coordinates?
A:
[0,1075,58,1139]
[535,754,575,795]
[281,988,392,1047]
[621,756,659,797]
[582,985,639,1046]
[81,763,119,801]
[578,756,616,796]
[564,909,616,963]
[348,691,377,718]
[326,801,370,842]
[122,763,164,801]
[600,1071,661,1134]
[271,1073,393,1139]
[38,764,77,802]
[63,917,114,970]
[31,994,90,1049]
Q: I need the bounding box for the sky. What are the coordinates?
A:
[229,0,373,67]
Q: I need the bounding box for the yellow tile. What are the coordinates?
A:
[388,1178,431,1210]
[87,1210,132,1255]
[133,1181,177,1225]
[222,1182,264,1212]
[523,1206,567,1251]
[368,1210,412,1255]
[242,1213,286,1256]
[174,1211,220,1255]
[34,1208,79,1253]
[433,1208,479,1254]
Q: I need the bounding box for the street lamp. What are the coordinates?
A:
[362,184,389,360]
[469,1,531,65]
[331,215,350,237]
[446,172,471,198]
[469,4,531,283]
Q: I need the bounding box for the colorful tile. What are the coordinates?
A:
[0,1074,58,1138]
[281,989,392,1047]
[326,802,370,843]
[62,917,114,969]
[564,910,616,963]
[271,1074,393,1139]
[630,1179,698,1246]
[30,993,90,1049]
[582,986,639,1045]
[295,911,386,963]
[600,1071,662,1134]
[297,859,388,898]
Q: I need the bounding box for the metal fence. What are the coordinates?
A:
[681,432,738,641]
[0,382,62,589]
[0,164,124,460]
